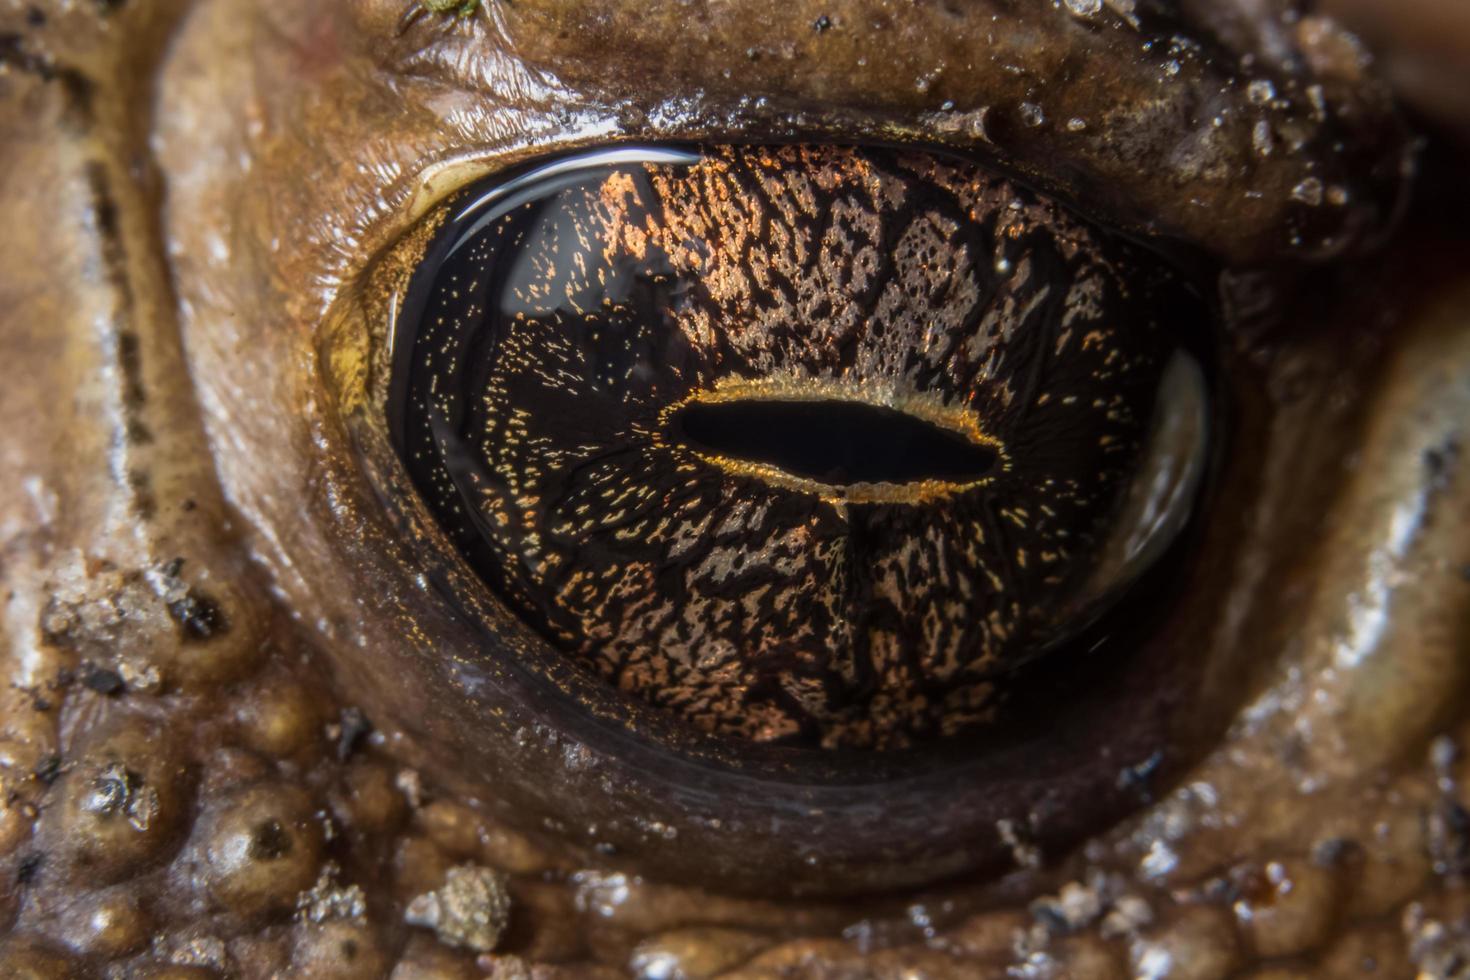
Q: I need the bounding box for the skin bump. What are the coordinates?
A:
[0,0,1467,975]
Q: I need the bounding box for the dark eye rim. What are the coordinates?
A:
[335,137,1246,894]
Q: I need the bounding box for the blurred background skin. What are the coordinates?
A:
[1323,0,1470,137]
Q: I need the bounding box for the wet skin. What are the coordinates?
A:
[0,1,1468,977]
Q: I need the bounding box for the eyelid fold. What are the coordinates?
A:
[364,0,1415,268]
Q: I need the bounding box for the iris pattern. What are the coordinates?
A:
[390,145,1207,749]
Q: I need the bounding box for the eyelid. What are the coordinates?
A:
[376,1,1415,266]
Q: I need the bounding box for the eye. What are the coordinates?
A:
[295,138,1239,893]
[384,145,1211,751]
[118,2,1457,971]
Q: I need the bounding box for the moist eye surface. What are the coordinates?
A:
[389,144,1210,750]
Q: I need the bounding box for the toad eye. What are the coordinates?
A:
[386,144,1210,750]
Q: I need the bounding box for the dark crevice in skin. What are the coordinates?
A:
[0,30,96,127]
[84,158,168,525]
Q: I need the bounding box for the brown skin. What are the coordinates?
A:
[0,0,1468,977]
[1322,0,1470,135]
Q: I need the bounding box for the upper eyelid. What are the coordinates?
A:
[375,3,1414,267]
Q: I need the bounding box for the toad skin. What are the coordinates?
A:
[0,2,1468,977]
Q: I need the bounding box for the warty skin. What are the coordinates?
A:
[0,0,1468,976]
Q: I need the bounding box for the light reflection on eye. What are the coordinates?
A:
[386,144,1212,751]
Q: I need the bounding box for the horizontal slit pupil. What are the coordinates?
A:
[671,398,997,486]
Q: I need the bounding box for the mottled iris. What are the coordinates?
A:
[390,145,1208,749]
